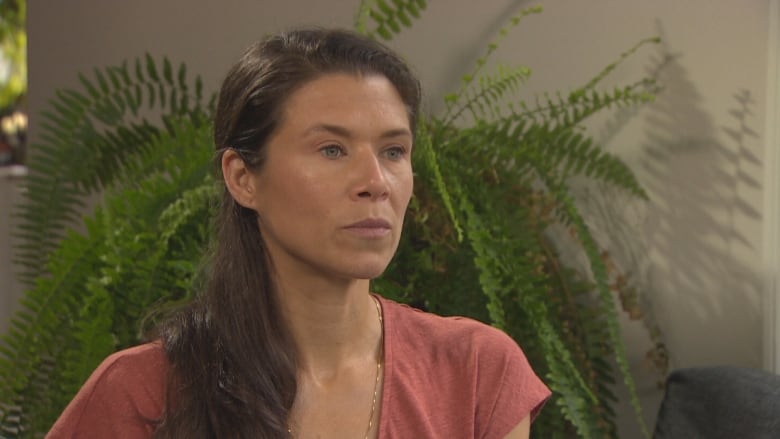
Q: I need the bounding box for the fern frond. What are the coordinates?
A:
[421,110,651,436]
[532,125,648,199]
[2,111,215,435]
[441,5,542,123]
[0,219,107,431]
[93,123,214,346]
[581,37,660,92]
[456,191,607,437]
[354,0,375,35]
[446,64,531,125]
[414,119,462,241]
[13,55,209,286]
[544,177,649,438]
[58,279,116,409]
[360,0,427,41]
[459,199,507,329]
[454,121,648,200]
[498,37,660,133]
[423,112,648,436]
[506,79,657,132]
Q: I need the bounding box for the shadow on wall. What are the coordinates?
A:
[574,24,765,438]
[638,31,763,369]
[572,46,676,439]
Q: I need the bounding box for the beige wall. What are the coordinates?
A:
[2,0,773,437]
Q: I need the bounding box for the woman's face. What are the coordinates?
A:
[245,73,414,283]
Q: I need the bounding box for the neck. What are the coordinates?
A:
[274,274,382,379]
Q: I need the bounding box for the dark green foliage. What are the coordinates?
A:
[1,3,663,438]
[0,122,216,434]
[13,54,207,286]
[362,2,661,438]
[1,56,212,435]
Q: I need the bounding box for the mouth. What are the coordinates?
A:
[345,218,391,229]
[343,218,392,238]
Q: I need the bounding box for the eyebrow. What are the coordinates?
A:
[303,123,412,140]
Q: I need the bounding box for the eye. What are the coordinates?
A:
[383,145,407,161]
[320,144,344,159]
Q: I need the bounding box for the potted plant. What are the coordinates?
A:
[0,1,665,437]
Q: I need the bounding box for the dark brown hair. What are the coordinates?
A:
[152,28,421,438]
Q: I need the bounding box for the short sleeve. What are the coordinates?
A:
[474,329,551,439]
[46,343,167,439]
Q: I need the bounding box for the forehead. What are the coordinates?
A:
[278,73,411,130]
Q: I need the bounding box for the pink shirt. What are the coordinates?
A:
[377,296,550,438]
[48,295,550,438]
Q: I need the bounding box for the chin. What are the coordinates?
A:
[350,266,390,281]
[344,258,392,280]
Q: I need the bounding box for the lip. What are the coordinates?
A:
[344,218,392,229]
[343,218,392,238]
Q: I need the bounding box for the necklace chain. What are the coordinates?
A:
[288,295,384,439]
[365,295,384,439]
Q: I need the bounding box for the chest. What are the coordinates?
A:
[288,365,384,439]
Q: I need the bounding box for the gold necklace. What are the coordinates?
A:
[365,294,384,438]
[288,295,384,438]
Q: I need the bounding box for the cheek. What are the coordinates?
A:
[396,166,414,207]
[256,164,322,211]
[403,179,413,207]
[282,175,338,221]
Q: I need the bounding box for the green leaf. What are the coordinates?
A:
[178,63,187,88]
[145,53,159,81]
[376,24,392,40]
[397,8,411,27]
[78,73,100,99]
[94,68,109,94]
[134,58,145,82]
[377,0,393,16]
[163,57,174,85]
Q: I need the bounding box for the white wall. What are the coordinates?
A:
[5,0,773,437]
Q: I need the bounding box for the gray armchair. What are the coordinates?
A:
[653,366,780,438]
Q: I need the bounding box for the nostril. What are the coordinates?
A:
[358,191,371,198]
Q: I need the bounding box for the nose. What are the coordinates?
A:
[350,149,390,201]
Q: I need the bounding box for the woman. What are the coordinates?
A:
[48,28,550,438]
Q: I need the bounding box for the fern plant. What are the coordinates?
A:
[0,56,212,437]
[1,2,664,438]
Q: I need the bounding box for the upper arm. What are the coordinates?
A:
[503,415,531,439]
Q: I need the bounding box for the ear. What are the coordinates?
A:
[222,149,259,210]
